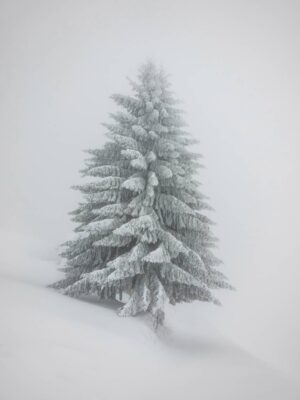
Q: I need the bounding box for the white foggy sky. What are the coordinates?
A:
[0,0,299,376]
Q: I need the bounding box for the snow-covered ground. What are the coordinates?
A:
[0,230,299,400]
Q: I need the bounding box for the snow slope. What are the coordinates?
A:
[0,231,299,400]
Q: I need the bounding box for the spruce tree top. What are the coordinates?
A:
[52,61,232,328]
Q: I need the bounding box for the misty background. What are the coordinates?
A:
[0,0,299,379]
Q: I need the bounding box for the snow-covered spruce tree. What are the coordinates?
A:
[52,62,232,328]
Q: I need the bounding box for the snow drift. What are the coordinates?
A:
[0,230,299,400]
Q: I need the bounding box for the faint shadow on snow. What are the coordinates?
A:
[79,294,123,310]
[157,328,236,356]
